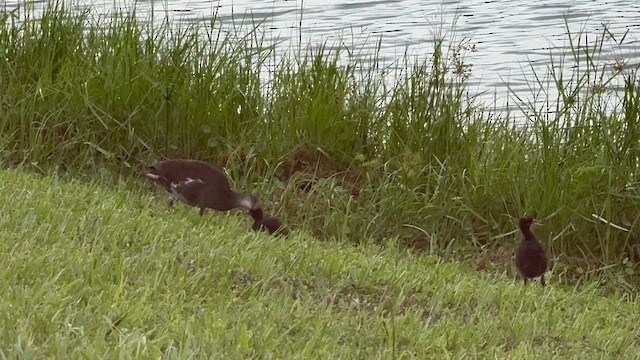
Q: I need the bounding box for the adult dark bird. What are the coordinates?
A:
[249,207,289,236]
[515,217,548,286]
[141,159,259,215]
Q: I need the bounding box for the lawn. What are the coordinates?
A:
[0,169,638,358]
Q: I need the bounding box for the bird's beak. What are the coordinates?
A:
[139,171,160,180]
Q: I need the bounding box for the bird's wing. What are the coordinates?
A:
[170,178,207,204]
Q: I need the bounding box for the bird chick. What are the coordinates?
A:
[515,217,548,286]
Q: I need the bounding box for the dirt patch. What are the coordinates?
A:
[401,233,432,252]
[227,269,428,318]
[278,146,370,196]
[475,244,517,273]
[279,146,336,182]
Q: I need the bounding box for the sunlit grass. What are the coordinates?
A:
[1,169,640,357]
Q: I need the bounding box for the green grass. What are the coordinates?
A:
[1,2,640,290]
[1,169,640,358]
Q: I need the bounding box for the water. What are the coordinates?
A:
[4,0,640,116]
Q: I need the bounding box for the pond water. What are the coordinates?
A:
[4,0,640,117]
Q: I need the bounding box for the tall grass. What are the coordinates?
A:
[0,2,271,173]
[1,2,640,288]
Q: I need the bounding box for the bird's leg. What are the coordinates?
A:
[199,207,205,216]
[540,275,546,287]
[168,198,174,208]
[523,277,528,286]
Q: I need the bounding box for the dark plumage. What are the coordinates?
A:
[249,207,289,236]
[141,159,259,215]
[515,217,548,286]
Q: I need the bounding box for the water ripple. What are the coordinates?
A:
[3,0,639,115]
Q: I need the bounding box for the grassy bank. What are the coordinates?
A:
[1,169,640,357]
[1,2,640,289]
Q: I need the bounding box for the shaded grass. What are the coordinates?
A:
[2,169,640,357]
[1,2,640,289]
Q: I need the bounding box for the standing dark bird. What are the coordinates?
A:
[515,217,548,286]
[249,207,289,236]
[141,159,259,215]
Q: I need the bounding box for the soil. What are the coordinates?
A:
[278,146,369,197]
